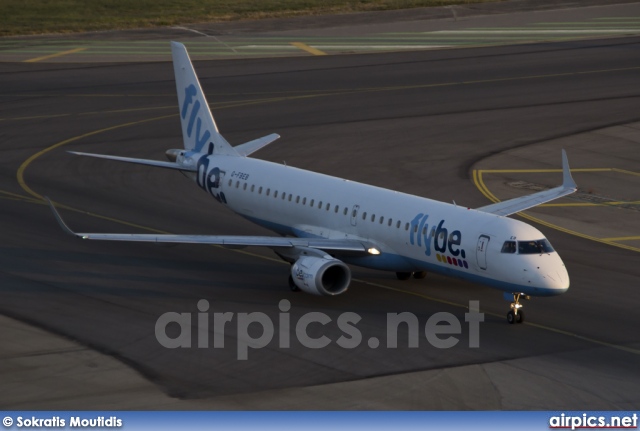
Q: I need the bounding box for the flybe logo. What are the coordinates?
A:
[181,84,211,152]
[196,156,227,204]
[409,213,469,269]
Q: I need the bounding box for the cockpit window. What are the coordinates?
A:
[517,239,554,254]
[501,241,516,254]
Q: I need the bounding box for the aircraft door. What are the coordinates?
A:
[350,205,360,226]
[476,235,490,270]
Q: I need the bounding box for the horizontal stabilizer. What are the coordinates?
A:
[476,149,577,217]
[234,133,280,157]
[68,151,197,172]
[46,198,371,253]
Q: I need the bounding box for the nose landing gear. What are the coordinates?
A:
[506,293,529,324]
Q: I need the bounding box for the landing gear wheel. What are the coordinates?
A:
[506,293,526,324]
[288,275,300,292]
[396,272,412,280]
[413,271,427,279]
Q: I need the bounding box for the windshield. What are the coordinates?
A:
[501,241,516,254]
[517,239,554,254]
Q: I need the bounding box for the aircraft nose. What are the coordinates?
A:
[543,268,570,294]
[522,254,570,295]
[539,257,570,295]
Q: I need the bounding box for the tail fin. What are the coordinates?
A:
[171,41,239,156]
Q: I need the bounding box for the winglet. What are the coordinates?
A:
[45,197,82,238]
[562,149,577,190]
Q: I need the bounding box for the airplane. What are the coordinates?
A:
[47,41,578,324]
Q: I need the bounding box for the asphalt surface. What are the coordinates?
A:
[1,23,639,408]
[4,1,640,61]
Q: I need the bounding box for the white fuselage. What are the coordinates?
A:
[190,153,569,297]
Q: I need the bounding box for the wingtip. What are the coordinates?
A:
[561,149,577,190]
[45,197,79,237]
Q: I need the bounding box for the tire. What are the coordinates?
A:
[507,310,516,324]
[396,272,412,280]
[413,271,427,279]
[516,310,525,324]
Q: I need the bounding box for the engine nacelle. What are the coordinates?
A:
[291,256,351,296]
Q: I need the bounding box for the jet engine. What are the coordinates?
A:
[290,256,351,296]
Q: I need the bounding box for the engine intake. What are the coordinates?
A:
[291,256,351,296]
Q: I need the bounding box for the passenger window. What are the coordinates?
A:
[302,197,306,205]
[288,194,292,202]
[259,187,263,194]
[371,214,375,222]
[388,219,392,227]
[343,207,348,215]
[422,226,426,235]
[405,223,409,231]
[266,188,270,196]
[228,179,232,187]
[501,241,516,254]
[380,216,384,224]
[243,183,247,191]
[326,203,330,211]
[414,225,418,233]
[335,205,339,213]
[396,220,401,228]
[274,190,277,198]
[296,196,300,204]
[362,212,367,220]
[310,199,314,207]
[318,201,323,209]
[250,185,255,192]
[236,181,240,188]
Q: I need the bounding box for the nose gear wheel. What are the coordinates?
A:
[507,293,527,324]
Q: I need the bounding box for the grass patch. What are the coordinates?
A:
[1,0,496,36]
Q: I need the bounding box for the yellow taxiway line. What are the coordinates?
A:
[290,42,327,56]
[24,47,87,63]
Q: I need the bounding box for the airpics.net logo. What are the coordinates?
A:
[549,413,638,430]
[154,299,484,360]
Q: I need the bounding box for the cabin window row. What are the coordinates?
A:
[229,179,343,213]
[228,179,423,232]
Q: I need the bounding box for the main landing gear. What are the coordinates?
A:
[506,293,530,324]
[396,271,427,280]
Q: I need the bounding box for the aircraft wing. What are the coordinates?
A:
[46,198,373,254]
[68,151,197,172]
[476,150,577,217]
